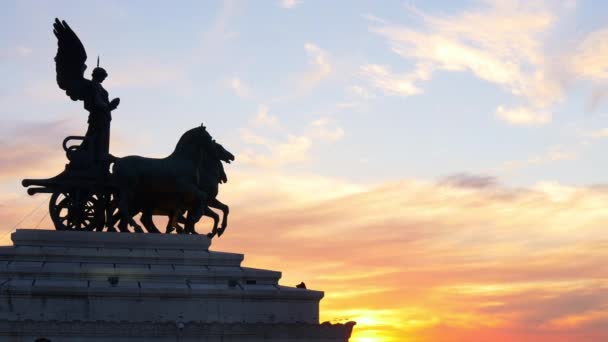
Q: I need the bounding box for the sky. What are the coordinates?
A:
[1,0,608,341]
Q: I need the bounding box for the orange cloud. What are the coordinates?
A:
[210,173,608,341]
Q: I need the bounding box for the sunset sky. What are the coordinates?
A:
[2,0,608,341]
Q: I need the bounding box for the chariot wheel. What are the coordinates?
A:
[49,189,106,231]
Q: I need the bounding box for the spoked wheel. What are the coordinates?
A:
[49,189,106,231]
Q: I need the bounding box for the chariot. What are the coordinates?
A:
[22,136,115,232]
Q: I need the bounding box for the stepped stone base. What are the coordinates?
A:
[0,230,354,341]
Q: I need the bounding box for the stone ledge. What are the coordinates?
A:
[12,229,211,250]
[0,246,244,266]
[0,320,356,340]
[0,282,324,300]
[0,263,281,284]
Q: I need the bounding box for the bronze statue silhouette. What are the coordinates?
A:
[111,140,234,237]
[22,18,121,231]
[53,18,119,174]
[22,19,235,237]
[111,125,217,234]
[146,141,234,237]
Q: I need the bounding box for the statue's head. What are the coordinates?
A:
[92,67,108,83]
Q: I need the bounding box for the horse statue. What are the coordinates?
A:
[124,141,234,237]
[193,141,233,237]
[161,141,234,237]
[111,125,217,233]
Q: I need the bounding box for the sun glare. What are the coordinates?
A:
[350,329,404,342]
[352,337,384,342]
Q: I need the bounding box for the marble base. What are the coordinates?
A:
[0,230,354,341]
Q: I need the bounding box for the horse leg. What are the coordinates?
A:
[140,209,160,233]
[175,209,188,234]
[97,194,109,232]
[176,213,187,234]
[112,194,131,233]
[208,198,229,237]
[184,210,200,235]
[116,203,131,233]
[203,206,220,239]
[179,186,207,235]
[106,212,120,233]
[115,187,142,233]
[165,210,183,234]
[118,209,143,233]
[106,211,135,233]
[116,208,143,233]
[165,212,175,234]
[113,162,144,233]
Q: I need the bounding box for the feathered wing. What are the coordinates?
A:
[53,18,91,101]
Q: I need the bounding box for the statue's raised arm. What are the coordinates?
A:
[53,18,91,101]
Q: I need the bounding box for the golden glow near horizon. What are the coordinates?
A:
[212,174,608,341]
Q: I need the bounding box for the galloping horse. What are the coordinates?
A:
[134,141,234,236]
[111,125,216,233]
[158,141,234,237]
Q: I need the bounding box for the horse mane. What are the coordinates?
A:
[175,127,200,148]
[170,126,204,158]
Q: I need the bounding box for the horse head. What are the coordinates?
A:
[213,141,235,164]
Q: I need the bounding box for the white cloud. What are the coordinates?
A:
[273,135,312,161]
[226,77,252,98]
[239,106,343,168]
[360,64,425,96]
[532,181,578,203]
[239,104,311,168]
[348,85,374,100]
[495,105,551,125]
[499,146,577,172]
[571,28,608,81]
[590,128,608,138]
[239,130,312,168]
[569,28,608,111]
[280,0,301,9]
[310,118,345,142]
[253,105,279,128]
[301,43,332,88]
[367,0,562,123]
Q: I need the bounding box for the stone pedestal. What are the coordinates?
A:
[0,230,354,341]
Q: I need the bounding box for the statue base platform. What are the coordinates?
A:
[0,230,354,341]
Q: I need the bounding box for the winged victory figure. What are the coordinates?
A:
[53,18,120,175]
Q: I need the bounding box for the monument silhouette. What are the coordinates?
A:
[0,18,355,341]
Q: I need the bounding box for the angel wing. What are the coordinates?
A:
[53,18,91,101]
